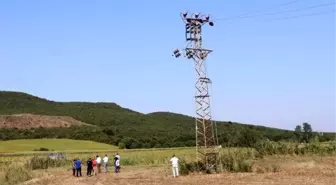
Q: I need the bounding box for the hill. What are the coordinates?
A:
[0,91,334,148]
[0,113,90,129]
[0,139,117,153]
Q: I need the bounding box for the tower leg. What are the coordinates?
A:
[174,12,220,173]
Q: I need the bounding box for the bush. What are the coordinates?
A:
[33,147,50,151]
[179,148,257,175]
[118,142,126,149]
[220,151,254,172]
[179,160,205,175]
[25,156,71,170]
[5,165,33,185]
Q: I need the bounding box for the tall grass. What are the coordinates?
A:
[3,165,33,185]
[255,140,336,156]
[25,156,72,170]
[179,148,257,174]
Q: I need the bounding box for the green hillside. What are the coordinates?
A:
[0,91,334,148]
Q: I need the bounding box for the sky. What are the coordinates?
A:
[0,0,335,132]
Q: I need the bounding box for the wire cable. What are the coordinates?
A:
[216,2,335,22]
[214,0,306,21]
[216,9,334,26]
[264,9,335,22]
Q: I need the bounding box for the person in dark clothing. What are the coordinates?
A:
[75,159,82,177]
[72,159,76,176]
[87,158,93,176]
[114,156,120,173]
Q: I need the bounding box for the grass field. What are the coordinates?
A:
[0,139,118,153]
[2,155,335,185]
[0,139,335,185]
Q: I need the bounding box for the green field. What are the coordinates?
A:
[0,139,118,153]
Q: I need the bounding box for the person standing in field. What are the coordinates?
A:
[170,155,179,178]
[87,158,93,176]
[72,159,76,176]
[103,154,109,172]
[114,156,120,173]
[115,153,120,160]
[92,157,97,176]
[96,155,102,173]
[75,158,82,177]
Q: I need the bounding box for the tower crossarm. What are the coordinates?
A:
[173,12,219,172]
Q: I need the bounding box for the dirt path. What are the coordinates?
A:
[23,165,335,185]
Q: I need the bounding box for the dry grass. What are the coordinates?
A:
[0,114,90,129]
[21,156,336,185]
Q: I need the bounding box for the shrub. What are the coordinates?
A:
[5,165,33,185]
[118,142,126,149]
[179,160,205,175]
[179,148,256,174]
[25,156,71,170]
[33,147,50,151]
[220,152,254,172]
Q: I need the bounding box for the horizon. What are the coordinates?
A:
[1,90,335,133]
[0,0,335,132]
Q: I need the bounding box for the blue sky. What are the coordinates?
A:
[0,0,334,131]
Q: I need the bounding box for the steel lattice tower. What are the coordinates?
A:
[173,12,219,171]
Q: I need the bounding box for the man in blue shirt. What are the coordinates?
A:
[75,159,82,177]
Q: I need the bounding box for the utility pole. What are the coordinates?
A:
[173,12,219,171]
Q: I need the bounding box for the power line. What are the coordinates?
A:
[264,9,335,22]
[218,9,334,26]
[214,0,305,21]
[217,2,335,22]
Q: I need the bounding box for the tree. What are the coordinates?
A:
[118,142,125,149]
[294,125,302,142]
[302,122,313,143]
[238,128,263,147]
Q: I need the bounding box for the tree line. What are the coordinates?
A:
[0,91,334,149]
[0,122,333,149]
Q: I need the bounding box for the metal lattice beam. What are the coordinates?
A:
[173,12,219,171]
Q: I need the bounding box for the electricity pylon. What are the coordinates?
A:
[173,12,220,171]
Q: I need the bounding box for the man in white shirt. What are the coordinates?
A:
[115,153,120,160]
[96,155,102,173]
[170,155,179,177]
[103,154,109,173]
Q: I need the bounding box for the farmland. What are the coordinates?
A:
[0,139,118,153]
[0,139,335,185]
[21,156,336,185]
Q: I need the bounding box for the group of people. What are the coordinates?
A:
[72,153,180,178]
[72,153,121,177]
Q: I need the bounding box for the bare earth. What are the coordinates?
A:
[0,114,88,129]
[24,156,336,185]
